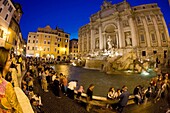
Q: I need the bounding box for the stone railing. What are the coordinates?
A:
[74,91,135,109]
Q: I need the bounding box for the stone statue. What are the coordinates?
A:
[126,37,131,46]
[107,36,112,50]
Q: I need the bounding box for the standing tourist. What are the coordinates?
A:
[53,76,61,98]
[86,84,95,112]
[18,54,23,71]
[41,70,48,92]
[0,47,23,112]
[117,85,130,113]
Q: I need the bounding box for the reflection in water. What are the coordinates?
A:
[51,64,156,97]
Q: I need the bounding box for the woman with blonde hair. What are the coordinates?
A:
[0,47,23,113]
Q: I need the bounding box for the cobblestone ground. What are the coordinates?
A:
[33,79,90,113]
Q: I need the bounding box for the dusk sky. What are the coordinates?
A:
[13,0,170,40]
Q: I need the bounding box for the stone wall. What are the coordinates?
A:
[84,59,105,70]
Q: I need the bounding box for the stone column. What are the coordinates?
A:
[116,32,119,48]
[82,35,84,52]
[141,16,151,47]
[117,20,123,48]
[99,25,104,50]
[87,33,89,52]
[152,16,161,47]
[103,33,106,49]
[91,28,95,51]
[129,17,137,47]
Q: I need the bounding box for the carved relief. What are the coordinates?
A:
[123,20,129,27]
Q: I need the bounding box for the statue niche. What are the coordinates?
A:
[95,38,99,49]
[106,35,117,50]
[125,32,132,46]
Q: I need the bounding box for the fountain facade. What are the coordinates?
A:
[78,0,170,72]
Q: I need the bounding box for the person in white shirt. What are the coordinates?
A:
[67,80,77,99]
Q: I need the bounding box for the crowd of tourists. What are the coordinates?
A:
[0,46,169,113]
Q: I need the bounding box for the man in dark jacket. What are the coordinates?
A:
[117,85,130,113]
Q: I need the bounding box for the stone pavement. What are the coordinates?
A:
[33,79,89,113]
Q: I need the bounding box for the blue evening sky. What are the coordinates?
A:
[13,0,170,40]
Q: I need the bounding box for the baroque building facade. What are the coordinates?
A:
[69,39,78,60]
[8,3,24,55]
[26,25,70,61]
[78,1,170,61]
[0,0,15,48]
[0,0,24,55]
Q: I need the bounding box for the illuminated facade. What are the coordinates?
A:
[78,1,170,60]
[69,39,78,59]
[0,0,15,48]
[26,25,70,61]
[8,3,24,55]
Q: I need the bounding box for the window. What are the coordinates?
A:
[48,36,50,38]
[153,51,157,54]
[44,48,46,51]
[136,17,141,24]
[33,40,35,43]
[151,34,156,41]
[3,0,8,6]
[48,41,50,44]
[65,51,66,54]
[58,44,60,47]
[5,14,8,20]
[156,14,161,21]
[65,34,68,38]
[0,29,4,38]
[57,50,59,54]
[35,47,37,50]
[44,40,46,44]
[146,15,151,22]
[28,40,30,43]
[58,38,61,42]
[32,47,34,50]
[55,48,57,52]
[47,48,50,51]
[140,34,145,42]
[0,8,2,13]
[27,46,29,50]
[142,51,146,56]
[36,40,38,43]
[162,33,166,41]
[164,50,167,58]
[8,6,13,12]
[55,42,57,45]
[65,45,67,48]
[65,39,68,42]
